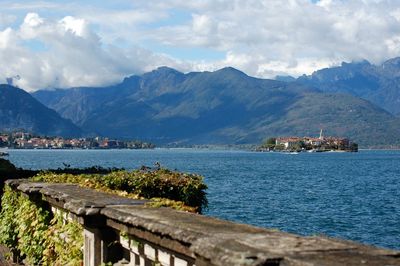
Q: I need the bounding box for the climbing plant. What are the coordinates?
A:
[0,186,83,265]
[0,166,207,264]
[0,186,19,258]
[43,211,83,266]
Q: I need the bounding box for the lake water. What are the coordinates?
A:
[5,149,400,250]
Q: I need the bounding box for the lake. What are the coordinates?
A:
[5,148,400,250]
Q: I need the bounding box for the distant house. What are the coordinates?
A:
[304,137,322,146]
[1,131,154,150]
[263,130,357,152]
[324,137,350,150]
[0,135,8,142]
[13,132,32,140]
[16,140,34,148]
[275,137,302,149]
[100,139,120,148]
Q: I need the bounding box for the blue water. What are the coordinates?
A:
[5,149,400,250]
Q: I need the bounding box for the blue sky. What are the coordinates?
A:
[1,0,400,91]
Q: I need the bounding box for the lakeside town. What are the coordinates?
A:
[257,130,358,152]
[0,132,155,150]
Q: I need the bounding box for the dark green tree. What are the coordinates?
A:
[263,137,276,148]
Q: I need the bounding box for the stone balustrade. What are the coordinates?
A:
[5,179,400,266]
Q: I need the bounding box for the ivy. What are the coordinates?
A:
[0,186,19,256]
[0,186,83,265]
[0,167,207,264]
[43,211,83,266]
[15,194,50,265]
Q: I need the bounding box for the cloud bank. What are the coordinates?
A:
[0,13,183,91]
[1,0,400,91]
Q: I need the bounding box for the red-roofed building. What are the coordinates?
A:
[276,137,302,149]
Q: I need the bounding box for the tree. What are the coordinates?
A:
[349,142,358,152]
[263,137,276,148]
[274,144,285,151]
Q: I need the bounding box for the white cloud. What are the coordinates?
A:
[23,12,44,27]
[0,13,186,91]
[0,28,15,49]
[0,1,61,10]
[146,0,400,77]
[2,0,400,90]
[0,13,17,29]
[59,16,86,37]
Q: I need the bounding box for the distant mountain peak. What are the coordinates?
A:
[30,63,400,146]
[153,66,183,75]
[296,57,400,115]
[140,66,185,81]
[121,75,140,86]
[0,84,28,95]
[275,75,296,82]
[216,67,247,76]
[0,84,82,137]
[382,57,400,68]
[156,66,177,71]
[1,84,18,90]
[341,59,371,67]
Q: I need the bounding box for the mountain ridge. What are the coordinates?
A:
[32,66,400,146]
[296,57,400,115]
[0,84,82,137]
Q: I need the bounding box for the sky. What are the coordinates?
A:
[1,0,400,91]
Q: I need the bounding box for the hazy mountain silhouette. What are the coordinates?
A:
[297,58,400,116]
[0,84,81,137]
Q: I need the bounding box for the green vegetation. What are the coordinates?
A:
[0,158,16,173]
[0,186,83,265]
[0,163,207,264]
[43,211,83,265]
[0,158,207,212]
[263,137,276,149]
[32,168,208,213]
[0,158,116,207]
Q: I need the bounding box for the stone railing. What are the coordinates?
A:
[5,179,400,266]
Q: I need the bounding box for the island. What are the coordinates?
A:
[257,130,358,152]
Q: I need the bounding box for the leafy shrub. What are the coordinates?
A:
[32,167,208,213]
[0,159,16,173]
[0,166,207,264]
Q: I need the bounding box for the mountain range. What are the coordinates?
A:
[0,84,81,137]
[29,64,400,147]
[1,58,400,146]
[297,58,400,116]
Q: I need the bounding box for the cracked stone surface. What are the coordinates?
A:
[101,205,400,265]
[6,179,400,266]
[6,179,147,216]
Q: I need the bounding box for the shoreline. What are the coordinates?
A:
[2,147,400,153]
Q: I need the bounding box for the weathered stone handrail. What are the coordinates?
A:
[6,179,400,266]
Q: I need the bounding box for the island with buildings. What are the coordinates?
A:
[257,130,358,152]
[0,132,155,149]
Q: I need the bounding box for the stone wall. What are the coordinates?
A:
[6,179,400,266]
